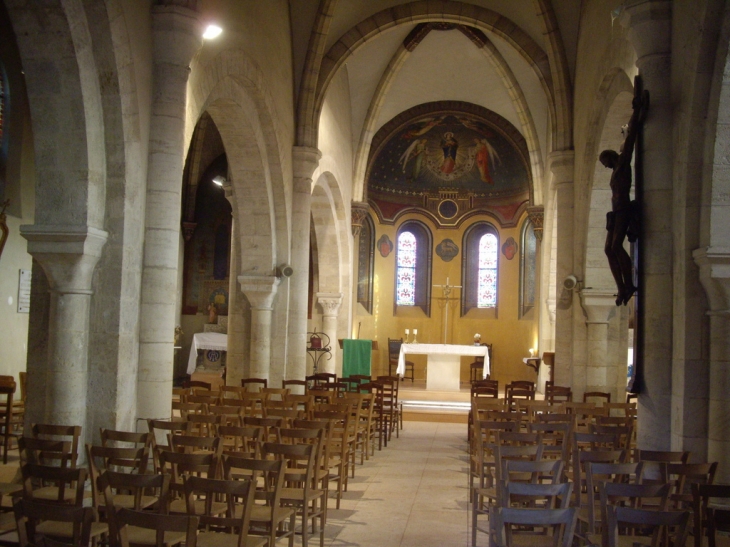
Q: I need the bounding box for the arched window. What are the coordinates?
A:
[520,220,537,317]
[395,220,432,316]
[462,222,499,315]
[357,214,375,313]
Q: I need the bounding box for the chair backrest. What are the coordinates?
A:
[387,338,403,363]
[113,508,199,547]
[18,437,71,468]
[261,388,290,401]
[471,379,499,398]
[21,463,87,505]
[667,462,718,509]
[86,444,150,509]
[181,380,212,390]
[606,505,691,547]
[584,391,611,404]
[282,379,307,392]
[491,506,577,547]
[184,475,256,537]
[31,424,82,468]
[98,430,152,473]
[545,383,573,404]
[240,378,268,391]
[98,469,171,513]
[222,455,287,523]
[13,498,96,547]
[692,483,730,547]
[501,480,572,508]
[217,425,263,459]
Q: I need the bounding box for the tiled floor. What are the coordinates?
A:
[323,420,473,547]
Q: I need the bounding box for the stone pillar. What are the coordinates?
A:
[287,147,321,381]
[579,290,618,401]
[694,248,730,482]
[20,226,108,427]
[136,4,202,424]
[622,0,673,450]
[549,151,576,388]
[239,276,280,383]
[317,292,343,374]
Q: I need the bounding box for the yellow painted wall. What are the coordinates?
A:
[355,210,540,387]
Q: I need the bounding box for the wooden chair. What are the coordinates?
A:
[97,469,170,518]
[490,506,578,547]
[183,475,267,547]
[13,499,100,547]
[17,439,74,503]
[506,381,535,409]
[99,429,152,473]
[606,505,691,547]
[147,419,191,473]
[158,447,221,514]
[111,508,199,547]
[598,482,671,547]
[692,483,730,547]
[312,410,351,509]
[264,438,326,547]
[217,425,263,458]
[282,379,308,393]
[261,388,289,402]
[222,455,295,547]
[240,378,268,392]
[469,343,492,383]
[182,379,212,390]
[545,383,573,404]
[584,391,611,404]
[0,380,21,463]
[30,424,82,469]
[387,338,414,381]
[667,462,718,510]
[87,445,153,514]
[376,376,400,440]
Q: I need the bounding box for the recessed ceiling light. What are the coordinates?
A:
[203,25,222,40]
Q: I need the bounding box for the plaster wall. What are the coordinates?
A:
[357,212,538,385]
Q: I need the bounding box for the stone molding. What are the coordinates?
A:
[579,289,617,324]
[238,275,280,310]
[526,206,544,241]
[351,201,369,237]
[693,246,730,312]
[620,1,672,61]
[316,292,343,316]
[548,150,575,187]
[151,4,203,68]
[292,146,322,191]
[20,225,108,294]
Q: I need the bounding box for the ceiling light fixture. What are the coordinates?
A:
[203,24,223,40]
[212,175,226,187]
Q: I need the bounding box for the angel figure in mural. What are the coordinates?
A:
[440,132,459,174]
[401,116,444,140]
[473,138,501,184]
[399,138,428,181]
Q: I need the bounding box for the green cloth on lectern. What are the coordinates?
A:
[342,339,371,377]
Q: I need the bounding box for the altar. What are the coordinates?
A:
[397,344,490,391]
[187,332,228,374]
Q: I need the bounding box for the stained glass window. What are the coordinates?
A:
[477,234,498,308]
[396,231,417,305]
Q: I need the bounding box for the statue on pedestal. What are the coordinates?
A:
[599,85,648,306]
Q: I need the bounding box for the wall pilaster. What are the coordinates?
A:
[239,276,280,384]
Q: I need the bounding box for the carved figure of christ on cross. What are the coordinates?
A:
[433,277,462,344]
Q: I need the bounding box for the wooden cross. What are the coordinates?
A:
[433,277,462,344]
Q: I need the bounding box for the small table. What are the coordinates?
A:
[187,332,228,374]
[397,343,490,391]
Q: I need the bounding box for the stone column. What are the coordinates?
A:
[286,147,321,381]
[622,0,673,450]
[694,248,730,482]
[239,276,280,383]
[579,290,618,401]
[549,151,576,388]
[20,226,108,426]
[317,292,343,374]
[136,4,202,424]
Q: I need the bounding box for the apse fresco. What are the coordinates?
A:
[369,113,529,196]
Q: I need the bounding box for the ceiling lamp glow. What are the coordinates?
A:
[212,175,226,186]
[203,25,222,40]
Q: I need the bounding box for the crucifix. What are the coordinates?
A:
[433,277,462,344]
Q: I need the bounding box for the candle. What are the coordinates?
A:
[405,329,410,335]
[413,329,418,335]
[529,348,535,357]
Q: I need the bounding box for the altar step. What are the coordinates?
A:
[399,381,470,423]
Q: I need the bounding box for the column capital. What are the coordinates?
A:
[526,206,544,241]
[292,146,322,181]
[548,150,575,187]
[316,292,343,316]
[238,275,280,310]
[620,1,672,62]
[20,225,108,294]
[694,246,730,312]
[351,201,369,237]
[151,3,203,68]
[579,289,617,324]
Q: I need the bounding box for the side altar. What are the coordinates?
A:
[397,343,490,391]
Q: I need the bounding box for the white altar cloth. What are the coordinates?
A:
[397,343,490,391]
[187,332,228,374]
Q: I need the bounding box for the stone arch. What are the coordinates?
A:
[300,1,559,152]
[189,51,289,273]
[5,0,106,229]
[581,69,634,289]
[311,170,349,295]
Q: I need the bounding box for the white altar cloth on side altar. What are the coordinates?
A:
[397,343,490,391]
[187,332,228,374]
